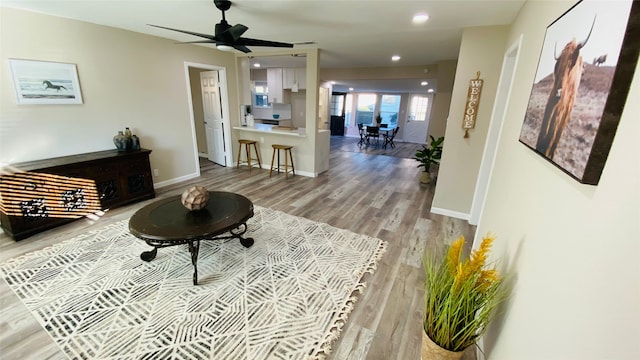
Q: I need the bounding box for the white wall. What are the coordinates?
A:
[475,1,640,359]
[428,59,457,139]
[432,26,509,218]
[0,7,238,184]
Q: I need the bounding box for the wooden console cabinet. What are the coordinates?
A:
[0,149,155,240]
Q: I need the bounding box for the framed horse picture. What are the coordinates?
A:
[9,59,83,105]
[518,0,639,185]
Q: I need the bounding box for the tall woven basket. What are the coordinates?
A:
[421,331,466,360]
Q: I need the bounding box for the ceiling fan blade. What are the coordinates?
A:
[233,44,252,53]
[176,40,219,44]
[236,37,294,48]
[148,24,218,41]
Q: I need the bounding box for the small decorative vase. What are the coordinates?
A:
[421,331,466,360]
[123,127,133,151]
[131,135,140,150]
[181,186,210,211]
[113,131,127,152]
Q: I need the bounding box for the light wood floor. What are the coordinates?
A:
[0,136,476,360]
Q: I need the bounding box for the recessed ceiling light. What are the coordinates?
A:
[330,81,336,84]
[349,87,354,91]
[428,88,434,93]
[253,63,261,68]
[413,13,429,24]
[421,81,429,86]
[391,55,401,61]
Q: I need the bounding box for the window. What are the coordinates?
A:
[379,95,401,126]
[253,82,269,107]
[254,94,268,107]
[409,95,430,121]
[330,94,344,116]
[355,94,376,125]
[345,94,353,126]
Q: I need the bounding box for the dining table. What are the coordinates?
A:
[364,125,397,148]
[374,126,397,136]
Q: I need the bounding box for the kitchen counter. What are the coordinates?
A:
[255,117,291,121]
[233,124,306,137]
[232,125,330,177]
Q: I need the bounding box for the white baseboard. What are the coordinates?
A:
[153,172,200,189]
[430,207,470,221]
[157,162,318,188]
[233,162,317,177]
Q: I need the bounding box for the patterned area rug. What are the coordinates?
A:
[0,206,386,359]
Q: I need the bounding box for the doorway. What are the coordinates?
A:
[200,70,225,165]
[404,94,432,144]
[469,36,522,226]
[330,92,346,135]
[184,62,232,173]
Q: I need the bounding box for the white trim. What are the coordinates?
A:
[291,170,316,178]
[430,207,470,221]
[248,164,317,178]
[469,35,523,226]
[153,172,200,189]
[183,62,233,177]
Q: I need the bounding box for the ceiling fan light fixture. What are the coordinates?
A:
[413,13,429,24]
[216,44,235,52]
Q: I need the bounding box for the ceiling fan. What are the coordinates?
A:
[148,0,294,53]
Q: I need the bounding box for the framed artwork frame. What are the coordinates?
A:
[518,0,639,185]
[8,59,83,105]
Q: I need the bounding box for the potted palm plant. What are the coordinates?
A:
[374,113,383,126]
[414,135,444,184]
[422,233,509,360]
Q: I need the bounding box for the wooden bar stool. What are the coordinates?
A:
[236,139,261,172]
[269,144,295,178]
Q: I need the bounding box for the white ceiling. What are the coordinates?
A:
[1,0,526,93]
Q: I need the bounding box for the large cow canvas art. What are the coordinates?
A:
[519,0,638,185]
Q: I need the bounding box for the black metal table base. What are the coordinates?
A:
[139,223,254,285]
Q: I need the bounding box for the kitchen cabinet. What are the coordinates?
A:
[267,68,283,103]
[283,68,306,90]
[0,149,155,240]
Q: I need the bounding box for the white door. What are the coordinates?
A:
[201,71,226,166]
[403,94,431,144]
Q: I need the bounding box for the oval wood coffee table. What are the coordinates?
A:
[129,191,254,285]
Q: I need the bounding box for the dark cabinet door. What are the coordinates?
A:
[0,149,155,240]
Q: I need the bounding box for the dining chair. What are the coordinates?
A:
[383,127,399,149]
[366,126,380,147]
[357,123,366,147]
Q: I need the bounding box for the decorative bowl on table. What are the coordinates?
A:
[272,114,280,119]
[181,185,209,211]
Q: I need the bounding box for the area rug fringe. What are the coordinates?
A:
[0,205,388,360]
